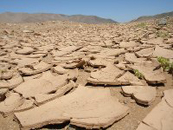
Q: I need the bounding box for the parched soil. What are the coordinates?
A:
[0,19,173,130]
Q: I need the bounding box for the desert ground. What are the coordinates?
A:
[0,18,173,130]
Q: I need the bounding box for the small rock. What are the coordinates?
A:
[158,18,167,26]
[122,86,156,106]
[22,30,34,33]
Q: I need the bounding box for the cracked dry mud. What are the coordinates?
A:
[0,19,173,130]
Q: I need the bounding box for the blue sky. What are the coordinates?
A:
[0,0,173,22]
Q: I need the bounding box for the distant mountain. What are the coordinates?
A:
[132,11,173,22]
[0,12,117,24]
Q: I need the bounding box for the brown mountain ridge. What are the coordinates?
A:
[0,12,117,24]
[132,11,173,22]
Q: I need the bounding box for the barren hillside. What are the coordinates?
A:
[0,12,117,24]
[133,11,173,22]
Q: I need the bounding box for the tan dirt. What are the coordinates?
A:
[0,19,173,130]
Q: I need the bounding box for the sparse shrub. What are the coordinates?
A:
[157,56,173,73]
[136,23,147,28]
[157,31,169,38]
[0,69,7,74]
[133,69,144,79]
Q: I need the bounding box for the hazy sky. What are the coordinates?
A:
[0,0,173,22]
